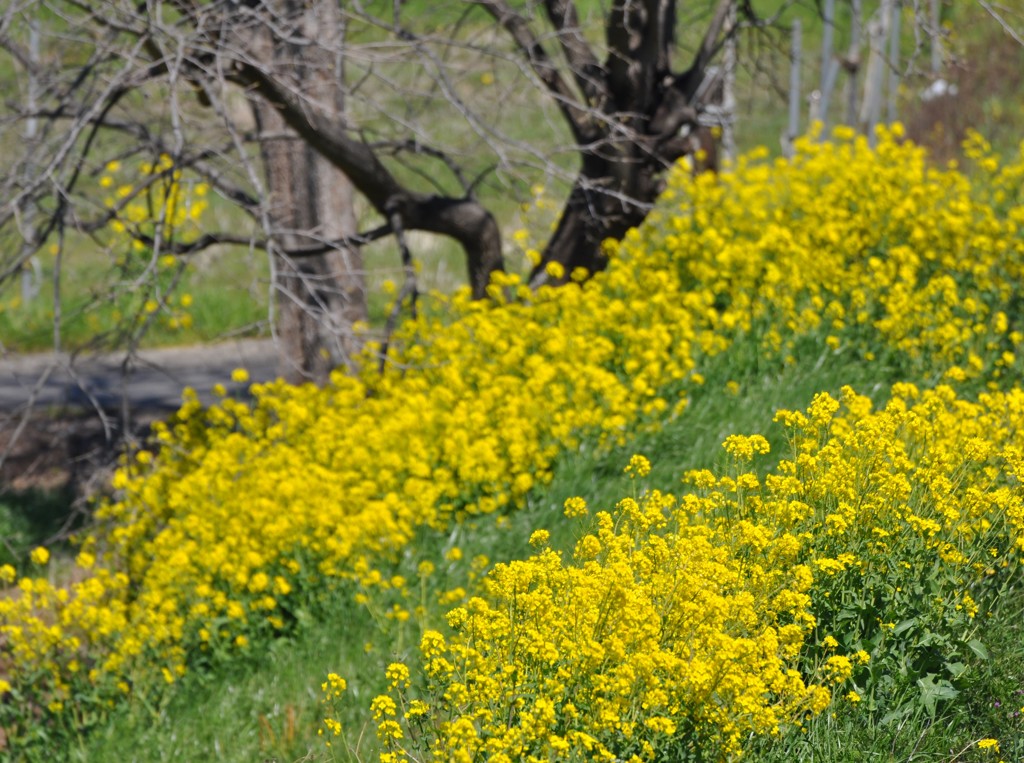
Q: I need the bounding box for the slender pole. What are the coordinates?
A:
[20,15,41,307]
[888,0,902,125]
[721,1,737,162]
[820,0,834,95]
[786,19,802,156]
[812,0,833,130]
[844,0,863,127]
[860,0,892,145]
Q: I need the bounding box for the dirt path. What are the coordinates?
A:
[0,338,280,413]
[0,339,281,497]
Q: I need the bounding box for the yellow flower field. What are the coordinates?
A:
[3,125,1024,759]
[329,383,1024,761]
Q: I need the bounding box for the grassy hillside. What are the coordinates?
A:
[3,123,1024,761]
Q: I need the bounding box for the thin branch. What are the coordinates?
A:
[379,204,418,373]
[977,0,1024,46]
[477,0,595,143]
[681,0,737,98]
[129,222,394,259]
[368,137,472,196]
[542,0,606,105]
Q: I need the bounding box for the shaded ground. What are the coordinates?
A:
[0,338,279,413]
[0,339,281,552]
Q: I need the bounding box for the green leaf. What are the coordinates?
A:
[880,705,913,726]
[967,638,991,660]
[892,617,917,636]
[917,673,960,717]
[943,661,967,679]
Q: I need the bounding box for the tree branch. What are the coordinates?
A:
[368,137,473,196]
[477,0,596,143]
[231,60,503,297]
[542,0,606,105]
[680,0,739,99]
[128,222,394,259]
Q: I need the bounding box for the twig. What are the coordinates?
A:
[977,0,1024,46]
[378,205,419,374]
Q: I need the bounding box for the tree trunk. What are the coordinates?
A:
[528,0,734,284]
[534,169,652,283]
[251,1,367,383]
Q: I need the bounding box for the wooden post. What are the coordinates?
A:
[721,1,738,163]
[930,0,942,75]
[785,19,801,157]
[20,15,41,307]
[859,0,892,145]
[888,0,902,125]
[817,0,835,130]
[816,57,840,128]
[844,0,863,127]
[820,0,835,94]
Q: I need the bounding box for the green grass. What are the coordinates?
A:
[70,319,1024,761]
[749,584,1024,762]
[71,327,926,763]
[0,487,75,570]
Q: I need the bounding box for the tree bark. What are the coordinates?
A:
[249,1,367,383]
[520,0,733,285]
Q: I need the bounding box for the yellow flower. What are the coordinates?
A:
[544,261,565,280]
[370,694,397,720]
[625,454,651,478]
[384,663,410,690]
[30,546,49,566]
[823,655,853,683]
[722,434,770,462]
[321,672,347,699]
[76,552,96,570]
[563,496,588,518]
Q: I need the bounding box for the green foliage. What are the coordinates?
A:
[8,126,1024,761]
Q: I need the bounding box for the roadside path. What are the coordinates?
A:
[0,338,281,413]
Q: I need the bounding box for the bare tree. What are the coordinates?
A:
[0,1,754,372]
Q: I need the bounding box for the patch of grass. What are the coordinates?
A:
[0,487,76,569]
[748,585,1024,762]
[74,595,379,763]
[78,327,898,762]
